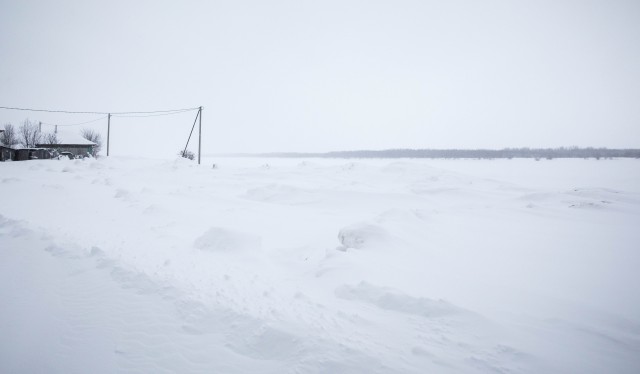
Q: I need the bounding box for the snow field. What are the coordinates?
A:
[1,156,639,373]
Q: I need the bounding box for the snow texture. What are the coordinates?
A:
[1,157,639,373]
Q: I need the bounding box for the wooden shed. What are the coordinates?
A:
[0,146,15,161]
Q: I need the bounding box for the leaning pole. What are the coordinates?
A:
[107,113,111,156]
[198,106,202,165]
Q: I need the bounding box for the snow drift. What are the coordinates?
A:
[1,157,639,373]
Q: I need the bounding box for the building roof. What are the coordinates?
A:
[37,129,97,146]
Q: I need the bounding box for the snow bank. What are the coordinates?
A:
[193,227,261,253]
[335,282,465,318]
[337,223,391,250]
[1,157,639,373]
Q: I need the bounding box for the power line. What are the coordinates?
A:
[111,108,195,118]
[41,116,109,128]
[37,109,193,128]
[0,106,103,115]
[0,105,200,115]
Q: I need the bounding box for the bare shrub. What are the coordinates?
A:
[80,128,102,156]
[18,119,41,147]
[43,132,60,145]
[178,149,195,160]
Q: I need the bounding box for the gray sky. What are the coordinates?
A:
[1,0,639,156]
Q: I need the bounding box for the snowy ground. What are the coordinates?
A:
[1,156,639,373]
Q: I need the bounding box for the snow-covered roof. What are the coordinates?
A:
[58,132,96,145]
[40,129,97,146]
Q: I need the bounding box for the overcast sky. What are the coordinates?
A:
[1,0,639,156]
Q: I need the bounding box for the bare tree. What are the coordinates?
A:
[80,128,102,155]
[18,119,42,148]
[1,123,18,146]
[42,131,60,145]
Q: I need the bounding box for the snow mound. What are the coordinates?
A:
[193,227,261,253]
[381,161,439,175]
[375,208,428,223]
[335,282,465,318]
[340,162,361,171]
[516,187,636,209]
[381,161,412,173]
[337,223,390,250]
[89,161,105,170]
[297,161,318,168]
[567,201,608,209]
[242,184,319,205]
[114,189,131,199]
[226,324,304,360]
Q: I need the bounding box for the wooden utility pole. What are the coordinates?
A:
[198,106,202,165]
[107,113,111,156]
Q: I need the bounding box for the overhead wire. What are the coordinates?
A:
[3,105,198,127]
[0,105,200,115]
[41,116,109,128]
[111,108,195,118]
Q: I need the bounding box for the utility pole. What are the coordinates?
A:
[198,106,202,165]
[107,113,111,156]
[55,125,58,134]
[38,121,42,132]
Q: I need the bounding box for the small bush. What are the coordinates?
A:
[178,149,195,160]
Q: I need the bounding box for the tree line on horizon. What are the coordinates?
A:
[262,147,640,159]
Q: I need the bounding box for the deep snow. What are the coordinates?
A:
[1,157,639,373]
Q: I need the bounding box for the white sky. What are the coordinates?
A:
[1,0,639,156]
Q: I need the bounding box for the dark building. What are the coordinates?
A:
[14,148,54,161]
[0,146,15,161]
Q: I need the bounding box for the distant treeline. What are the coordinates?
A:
[256,147,640,159]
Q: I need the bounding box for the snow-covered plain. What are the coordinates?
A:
[1,156,639,373]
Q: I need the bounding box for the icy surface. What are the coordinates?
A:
[1,157,639,373]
